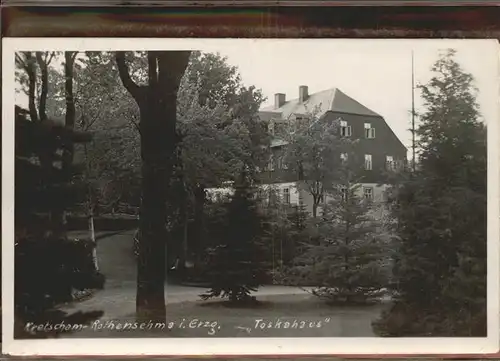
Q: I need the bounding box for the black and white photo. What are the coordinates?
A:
[2,38,499,356]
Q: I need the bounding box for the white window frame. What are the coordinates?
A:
[386,155,394,170]
[363,186,374,201]
[340,185,348,201]
[364,123,375,139]
[369,128,375,138]
[282,158,289,170]
[268,154,275,171]
[276,156,283,170]
[365,128,375,138]
[364,154,372,170]
[283,188,290,204]
[340,120,352,137]
[268,122,275,135]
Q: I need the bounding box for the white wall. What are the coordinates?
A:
[260,182,301,204]
[297,182,390,219]
[207,182,391,221]
[206,186,233,202]
[207,182,301,204]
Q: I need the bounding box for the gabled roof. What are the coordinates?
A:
[260,88,381,119]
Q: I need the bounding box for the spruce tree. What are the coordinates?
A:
[373,49,487,336]
[200,170,270,303]
[15,106,105,338]
[290,153,390,304]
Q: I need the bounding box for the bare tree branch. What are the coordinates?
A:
[46,51,56,67]
[115,51,142,102]
[15,53,27,69]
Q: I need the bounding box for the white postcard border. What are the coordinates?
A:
[2,37,499,356]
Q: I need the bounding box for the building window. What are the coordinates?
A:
[274,155,288,170]
[363,186,374,201]
[364,154,372,170]
[386,155,394,170]
[364,122,375,139]
[268,122,275,135]
[340,153,348,163]
[283,188,290,204]
[281,157,288,170]
[268,154,275,171]
[340,120,352,137]
[276,156,283,170]
[340,186,348,201]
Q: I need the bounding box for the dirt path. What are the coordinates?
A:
[59,231,386,340]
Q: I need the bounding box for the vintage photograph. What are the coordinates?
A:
[2,38,499,355]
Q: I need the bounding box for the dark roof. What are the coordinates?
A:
[259,88,381,119]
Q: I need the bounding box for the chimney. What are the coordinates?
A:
[299,85,309,102]
[274,93,286,109]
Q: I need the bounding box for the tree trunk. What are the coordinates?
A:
[88,214,98,270]
[24,53,39,123]
[193,184,206,264]
[176,186,189,278]
[312,196,319,219]
[55,51,77,240]
[83,137,98,269]
[116,51,190,322]
[35,52,49,122]
[135,98,171,321]
[115,51,190,323]
[182,203,189,266]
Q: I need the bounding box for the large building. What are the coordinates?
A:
[209,85,407,217]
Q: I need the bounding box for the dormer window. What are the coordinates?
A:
[340,120,352,137]
[268,122,275,135]
[365,122,375,139]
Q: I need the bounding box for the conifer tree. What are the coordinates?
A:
[15,105,105,338]
[373,49,487,336]
[289,151,390,304]
[200,170,270,303]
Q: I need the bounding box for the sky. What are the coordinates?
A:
[13,39,499,158]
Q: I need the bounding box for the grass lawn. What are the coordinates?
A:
[64,294,389,338]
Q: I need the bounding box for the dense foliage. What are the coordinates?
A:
[201,172,271,303]
[283,114,349,218]
[284,146,391,304]
[373,49,487,336]
[15,105,105,338]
